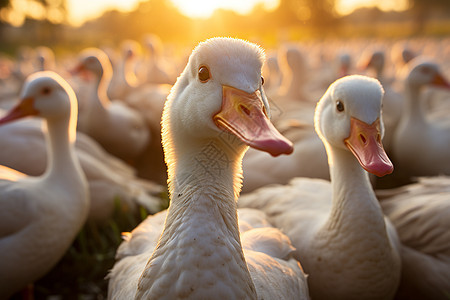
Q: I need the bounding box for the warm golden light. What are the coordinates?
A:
[67,0,141,26]
[336,0,409,15]
[170,0,279,18]
[62,0,410,27]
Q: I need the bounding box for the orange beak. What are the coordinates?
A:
[0,97,38,125]
[432,73,450,89]
[69,64,92,82]
[344,117,393,177]
[213,85,293,157]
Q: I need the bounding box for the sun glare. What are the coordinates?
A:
[63,0,409,27]
[336,0,409,15]
[67,0,141,26]
[170,0,280,19]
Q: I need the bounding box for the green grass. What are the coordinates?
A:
[28,193,168,300]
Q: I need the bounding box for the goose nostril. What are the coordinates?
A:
[240,105,251,116]
[360,134,367,145]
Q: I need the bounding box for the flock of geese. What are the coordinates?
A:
[0,35,449,299]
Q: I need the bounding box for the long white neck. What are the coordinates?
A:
[306,144,400,298]
[41,113,89,235]
[325,146,386,234]
[43,115,83,182]
[399,82,426,128]
[136,136,256,299]
[89,71,111,113]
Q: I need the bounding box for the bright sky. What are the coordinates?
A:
[67,0,409,26]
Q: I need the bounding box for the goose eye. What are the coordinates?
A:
[336,100,344,112]
[261,76,265,85]
[198,66,210,82]
[42,87,51,95]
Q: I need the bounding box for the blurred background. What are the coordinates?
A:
[0,0,449,52]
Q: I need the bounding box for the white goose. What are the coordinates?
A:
[0,119,163,222]
[392,59,450,180]
[72,48,150,162]
[362,49,404,155]
[239,75,402,300]
[376,176,450,300]
[107,37,309,299]
[0,71,89,298]
[107,40,141,101]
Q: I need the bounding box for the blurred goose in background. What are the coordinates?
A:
[0,117,163,222]
[108,37,309,299]
[239,75,401,299]
[11,46,35,84]
[139,33,175,85]
[376,176,450,300]
[35,46,56,72]
[71,48,150,163]
[261,51,282,95]
[103,39,171,183]
[107,39,141,101]
[361,49,404,154]
[0,71,89,298]
[392,59,450,183]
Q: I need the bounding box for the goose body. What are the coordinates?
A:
[377,176,450,300]
[0,71,89,298]
[392,59,450,180]
[73,48,150,162]
[108,37,309,299]
[0,119,163,222]
[239,75,401,299]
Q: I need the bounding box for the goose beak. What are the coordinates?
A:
[214,85,294,157]
[69,64,91,81]
[0,97,38,125]
[432,73,450,89]
[344,117,393,177]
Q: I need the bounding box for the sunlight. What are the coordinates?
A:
[170,0,279,19]
[336,0,409,15]
[67,0,141,26]
[62,0,410,26]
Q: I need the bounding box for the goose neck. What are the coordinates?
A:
[43,116,83,182]
[401,81,426,125]
[138,138,256,298]
[324,146,388,238]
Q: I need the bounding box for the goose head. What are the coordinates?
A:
[121,40,140,60]
[0,71,77,130]
[72,48,112,82]
[360,50,385,78]
[314,75,393,177]
[337,52,351,78]
[406,59,450,90]
[162,38,293,177]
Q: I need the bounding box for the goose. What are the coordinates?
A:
[361,49,404,155]
[376,176,450,300]
[35,46,56,72]
[72,48,150,162]
[392,59,450,181]
[140,33,175,85]
[107,40,141,101]
[239,75,402,300]
[107,37,310,299]
[0,71,89,298]
[0,118,163,222]
[76,45,169,183]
